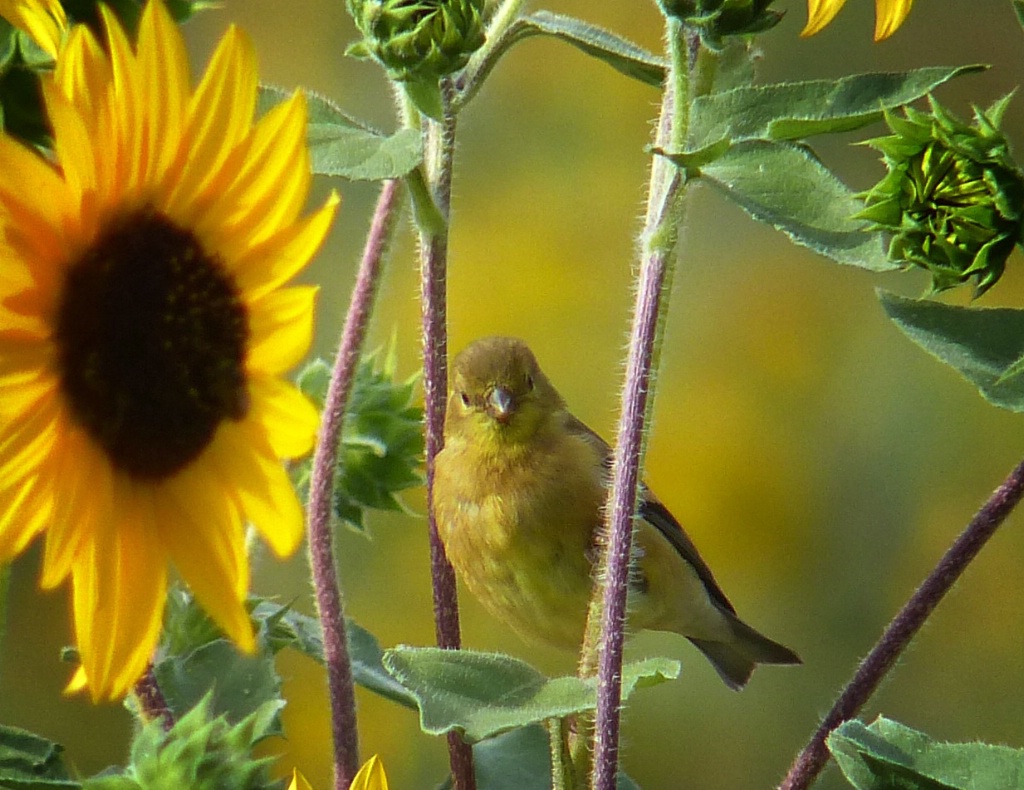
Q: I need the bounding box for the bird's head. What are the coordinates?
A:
[446,336,564,446]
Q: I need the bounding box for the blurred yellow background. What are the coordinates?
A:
[4,1,1024,788]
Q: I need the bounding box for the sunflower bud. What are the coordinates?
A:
[656,0,782,49]
[857,95,1024,296]
[125,697,278,790]
[346,0,486,83]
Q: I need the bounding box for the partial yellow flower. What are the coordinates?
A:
[352,756,390,790]
[801,0,913,41]
[288,769,314,790]
[288,758,389,790]
[0,0,67,58]
[0,0,337,701]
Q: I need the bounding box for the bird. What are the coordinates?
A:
[433,336,800,689]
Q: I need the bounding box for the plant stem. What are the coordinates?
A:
[307,179,404,790]
[133,664,174,731]
[779,454,1024,790]
[415,79,476,790]
[587,20,691,790]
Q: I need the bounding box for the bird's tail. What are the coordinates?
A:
[689,616,801,691]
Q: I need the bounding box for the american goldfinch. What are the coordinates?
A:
[434,336,800,689]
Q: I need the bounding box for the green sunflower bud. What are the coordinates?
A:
[656,0,782,49]
[346,0,486,82]
[103,696,280,790]
[858,95,1024,297]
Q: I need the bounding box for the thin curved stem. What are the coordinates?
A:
[587,20,692,790]
[779,453,1024,790]
[307,179,404,790]
[416,79,477,790]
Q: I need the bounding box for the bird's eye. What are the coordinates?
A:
[526,375,535,391]
[459,391,471,407]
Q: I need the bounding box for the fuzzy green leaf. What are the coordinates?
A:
[688,65,986,151]
[699,140,894,270]
[879,291,1024,411]
[293,351,424,532]
[383,647,679,743]
[828,716,1024,789]
[501,12,665,87]
[1015,0,1024,31]
[258,85,423,180]
[152,640,283,733]
[253,601,418,709]
[0,726,78,789]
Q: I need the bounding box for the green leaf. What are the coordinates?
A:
[0,726,79,789]
[879,291,1024,411]
[699,140,895,270]
[434,725,641,790]
[828,716,1024,790]
[1015,1,1024,32]
[688,65,986,151]
[152,639,283,733]
[292,351,424,532]
[652,136,733,172]
[383,647,679,743]
[258,85,423,180]
[502,12,665,88]
[252,601,418,709]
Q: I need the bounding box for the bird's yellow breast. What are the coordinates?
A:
[435,422,605,648]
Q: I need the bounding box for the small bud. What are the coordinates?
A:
[858,95,1024,297]
[656,0,782,49]
[346,0,486,82]
[126,696,279,790]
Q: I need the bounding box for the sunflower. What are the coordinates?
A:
[802,0,914,41]
[0,0,66,58]
[0,0,338,701]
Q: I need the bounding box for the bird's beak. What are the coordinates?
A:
[488,386,514,422]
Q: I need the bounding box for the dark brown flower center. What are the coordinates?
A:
[55,208,250,480]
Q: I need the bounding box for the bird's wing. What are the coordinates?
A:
[563,412,737,616]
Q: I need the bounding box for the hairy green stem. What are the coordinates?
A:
[307,179,404,789]
[415,79,477,790]
[585,21,696,790]
[779,454,1024,790]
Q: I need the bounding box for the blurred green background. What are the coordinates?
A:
[4,1,1024,788]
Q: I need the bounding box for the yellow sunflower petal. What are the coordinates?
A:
[167,25,257,220]
[206,422,305,558]
[156,470,254,652]
[0,135,69,231]
[233,191,339,301]
[135,0,190,184]
[874,0,913,40]
[247,374,319,459]
[0,464,53,563]
[199,93,311,260]
[247,285,318,376]
[0,0,67,59]
[352,755,390,790]
[72,480,168,702]
[42,424,112,588]
[288,770,314,790]
[97,4,144,202]
[801,0,847,36]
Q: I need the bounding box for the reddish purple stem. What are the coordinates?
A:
[779,454,1024,790]
[591,249,668,790]
[307,179,402,790]
[418,84,476,790]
